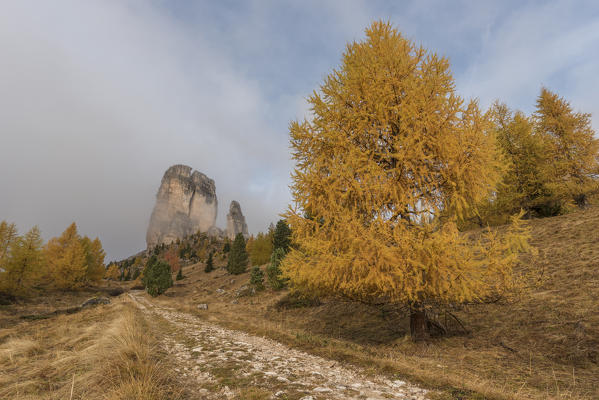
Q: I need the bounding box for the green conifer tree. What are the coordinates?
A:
[272,220,292,253]
[204,251,214,273]
[142,255,173,296]
[227,233,248,275]
[266,247,287,290]
[250,266,264,291]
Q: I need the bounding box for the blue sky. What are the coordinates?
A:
[1,0,598,260]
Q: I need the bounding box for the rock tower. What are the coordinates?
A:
[146,165,217,248]
[226,200,249,240]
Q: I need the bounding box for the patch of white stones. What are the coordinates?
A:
[130,292,427,399]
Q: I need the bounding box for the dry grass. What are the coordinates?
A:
[0,296,180,400]
[157,205,599,400]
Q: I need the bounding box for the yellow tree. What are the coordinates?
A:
[477,103,553,222]
[105,263,120,280]
[249,232,273,266]
[81,236,106,283]
[45,223,87,289]
[0,221,18,268]
[534,88,599,208]
[1,226,45,296]
[283,21,529,340]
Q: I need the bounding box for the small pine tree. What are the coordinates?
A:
[250,266,264,291]
[176,266,183,280]
[272,220,292,253]
[227,233,248,275]
[266,247,287,290]
[142,255,173,297]
[223,240,231,253]
[132,268,140,280]
[204,251,214,273]
[124,268,131,281]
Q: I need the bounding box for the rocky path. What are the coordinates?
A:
[129,292,428,400]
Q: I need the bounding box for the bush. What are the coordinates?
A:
[250,266,264,291]
[142,256,173,297]
[227,233,249,275]
[266,248,287,290]
[176,266,183,281]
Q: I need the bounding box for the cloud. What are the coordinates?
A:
[0,0,292,259]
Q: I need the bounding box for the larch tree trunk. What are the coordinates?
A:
[410,307,430,342]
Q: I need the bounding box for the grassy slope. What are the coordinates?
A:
[157,206,599,400]
[0,293,180,399]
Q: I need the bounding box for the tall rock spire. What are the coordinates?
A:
[146,165,217,248]
[226,200,249,240]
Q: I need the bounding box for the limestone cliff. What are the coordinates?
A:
[146,165,217,248]
[226,200,249,240]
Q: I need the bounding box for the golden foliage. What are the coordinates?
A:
[105,264,120,280]
[283,21,528,306]
[535,88,599,207]
[248,232,273,266]
[44,223,87,289]
[0,226,44,296]
[81,236,106,283]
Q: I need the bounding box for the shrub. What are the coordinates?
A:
[176,266,183,281]
[142,256,172,297]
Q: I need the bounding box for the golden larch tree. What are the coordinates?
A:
[283,21,529,340]
[81,236,106,283]
[478,103,552,222]
[0,226,45,296]
[45,222,87,289]
[249,232,273,266]
[534,88,599,208]
[0,221,18,268]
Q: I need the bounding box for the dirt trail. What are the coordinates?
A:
[129,291,427,400]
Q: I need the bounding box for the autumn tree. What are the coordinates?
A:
[227,233,249,275]
[468,103,552,225]
[249,232,273,266]
[534,88,599,209]
[0,226,45,296]
[45,223,88,289]
[163,247,181,273]
[81,236,106,283]
[0,221,18,268]
[283,21,529,340]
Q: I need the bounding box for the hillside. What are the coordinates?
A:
[153,206,599,399]
[1,207,597,399]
